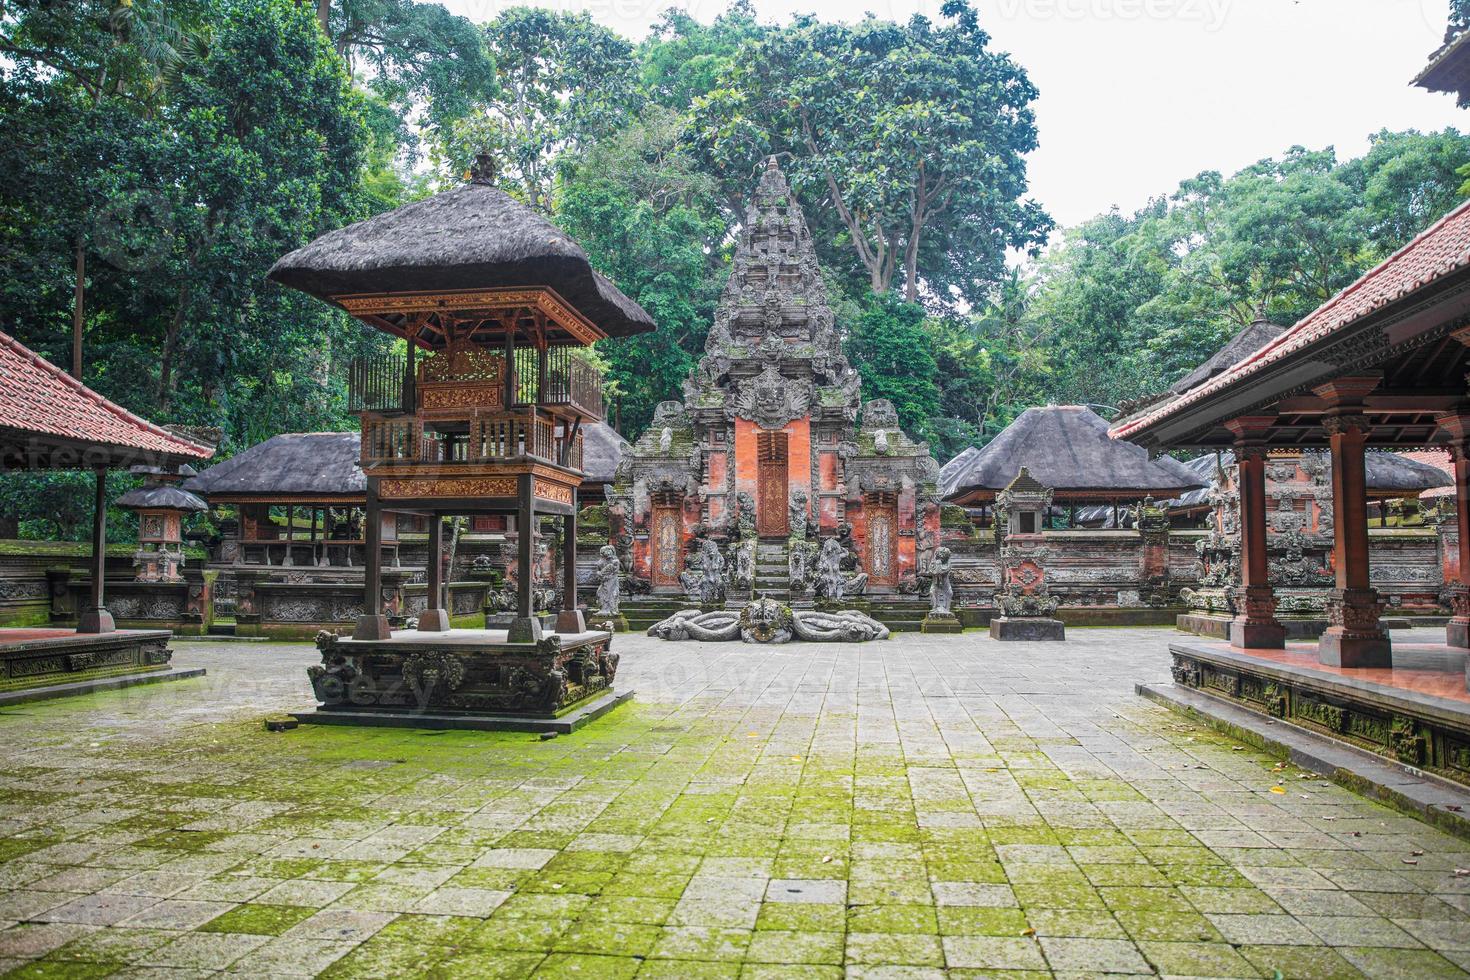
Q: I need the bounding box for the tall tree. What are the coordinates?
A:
[558,107,728,435]
[442,7,637,210]
[694,0,1050,305]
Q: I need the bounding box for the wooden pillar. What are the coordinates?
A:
[418,514,449,631]
[1318,397,1391,667]
[1437,411,1470,650]
[354,478,391,640]
[507,473,542,643]
[76,466,114,634]
[554,495,585,634]
[1225,418,1285,649]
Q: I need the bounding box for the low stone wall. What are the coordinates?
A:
[0,542,139,628]
[947,528,1202,614]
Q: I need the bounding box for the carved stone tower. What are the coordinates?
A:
[612,158,941,596]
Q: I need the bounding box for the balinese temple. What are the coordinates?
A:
[0,329,213,698]
[267,155,648,728]
[1113,195,1470,788]
[612,158,941,597]
[943,405,1204,523]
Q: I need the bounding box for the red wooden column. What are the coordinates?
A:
[1436,411,1470,650]
[1225,418,1284,649]
[1316,378,1391,667]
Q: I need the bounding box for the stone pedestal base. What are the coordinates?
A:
[555,609,587,634]
[921,613,963,634]
[1320,588,1391,668]
[1318,630,1392,668]
[1229,617,1286,650]
[1449,619,1469,651]
[76,607,115,634]
[989,617,1065,641]
[417,608,450,632]
[353,614,392,641]
[507,616,544,643]
[592,613,630,633]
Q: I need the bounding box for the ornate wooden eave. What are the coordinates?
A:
[333,286,607,348]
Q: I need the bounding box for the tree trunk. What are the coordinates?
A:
[157,283,191,413]
[316,0,331,35]
[71,237,85,379]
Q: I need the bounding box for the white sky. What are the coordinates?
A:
[441,0,1469,228]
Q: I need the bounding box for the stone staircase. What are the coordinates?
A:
[752,538,792,601]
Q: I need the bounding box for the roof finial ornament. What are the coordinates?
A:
[469,152,495,185]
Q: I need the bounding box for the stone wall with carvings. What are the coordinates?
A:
[943,528,1202,610]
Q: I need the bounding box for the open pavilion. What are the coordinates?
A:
[1113,198,1470,788]
[0,329,214,700]
[266,155,652,730]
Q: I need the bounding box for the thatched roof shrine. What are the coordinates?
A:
[944,405,1205,504]
[268,159,654,343]
[185,433,365,502]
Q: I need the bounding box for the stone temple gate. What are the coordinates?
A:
[610,159,941,600]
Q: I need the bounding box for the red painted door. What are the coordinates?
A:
[756,432,789,537]
[651,504,682,588]
[866,503,897,586]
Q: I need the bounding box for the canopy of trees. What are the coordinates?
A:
[1,1,1466,536]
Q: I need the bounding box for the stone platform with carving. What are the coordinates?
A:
[647,596,890,644]
[1168,637,1470,788]
[294,627,627,733]
[0,627,203,705]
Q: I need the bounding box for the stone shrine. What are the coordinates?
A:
[612,159,941,603]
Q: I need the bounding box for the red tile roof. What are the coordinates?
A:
[1113,198,1470,441]
[0,331,214,462]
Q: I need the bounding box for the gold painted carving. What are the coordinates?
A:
[378,477,517,499]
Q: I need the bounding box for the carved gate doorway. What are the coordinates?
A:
[651,494,683,589]
[756,431,789,537]
[865,493,897,587]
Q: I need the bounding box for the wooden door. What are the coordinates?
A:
[756,432,789,537]
[865,502,897,586]
[651,503,682,587]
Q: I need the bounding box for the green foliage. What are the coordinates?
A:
[845,294,940,438]
[441,7,637,210]
[1025,131,1470,412]
[558,107,728,435]
[691,0,1050,305]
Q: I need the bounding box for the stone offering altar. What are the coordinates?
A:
[990,469,1066,641]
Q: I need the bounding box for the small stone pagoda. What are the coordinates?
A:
[611,159,941,602]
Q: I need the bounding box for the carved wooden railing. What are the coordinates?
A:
[361,411,581,469]
[349,353,408,414]
[350,345,602,420]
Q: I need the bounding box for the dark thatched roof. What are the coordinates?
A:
[944,406,1206,502]
[582,422,628,486]
[268,179,654,338]
[115,485,207,512]
[1170,318,1286,395]
[1159,449,1450,512]
[938,446,980,499]
[185,433,365,499]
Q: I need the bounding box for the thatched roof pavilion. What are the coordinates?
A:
[186,433,365,503]
[268,159,653,346]
[944,405,1205,506]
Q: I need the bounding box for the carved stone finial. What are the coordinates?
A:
[470,153,496,185]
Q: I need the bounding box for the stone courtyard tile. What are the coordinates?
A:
[940,934,1048,970]
[844,931,945,967]
[138,930,270,970]
[1038,935,1152,973]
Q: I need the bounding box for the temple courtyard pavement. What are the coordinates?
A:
[0,628,1468,978]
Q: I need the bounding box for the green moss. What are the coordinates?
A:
[198,903,316,935]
